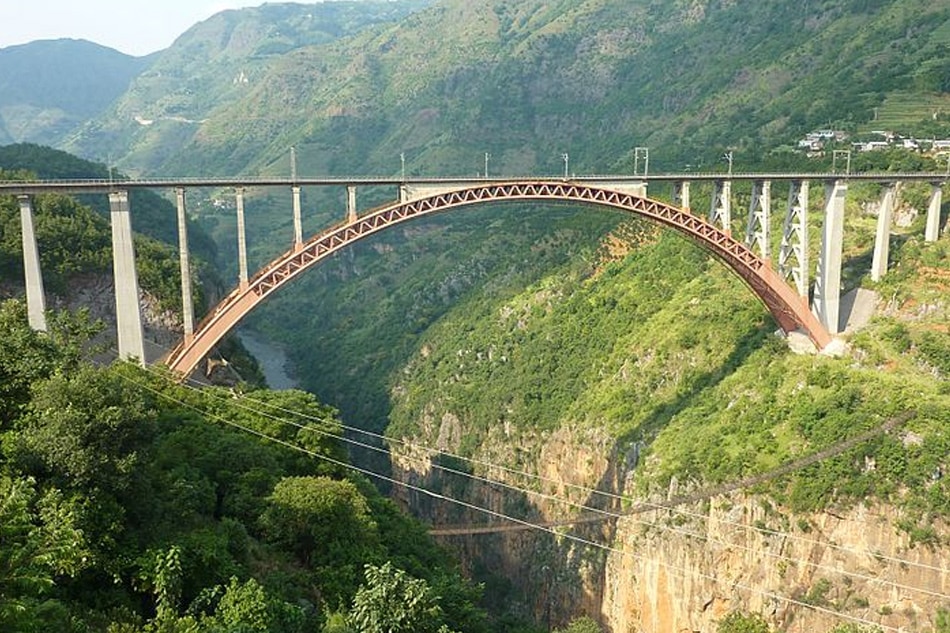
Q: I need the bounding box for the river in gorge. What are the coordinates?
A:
[237,328,298,390]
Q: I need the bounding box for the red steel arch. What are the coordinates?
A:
[164,181,831,377]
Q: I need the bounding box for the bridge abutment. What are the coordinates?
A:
[18,195,47,331]
[109,190,146,364]
[813,181,847,334]
[870,183,897,282]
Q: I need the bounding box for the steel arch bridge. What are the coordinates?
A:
[164,180,831,377]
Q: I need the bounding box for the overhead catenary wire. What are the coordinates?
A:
[162,365,946,576]
[117,368,919,633]
[134,362,949,601]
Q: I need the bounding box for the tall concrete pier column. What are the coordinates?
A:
[870,183,897,282]
[346,186,358,223]
[18,195,47,331]
[109,191,146,364]
[779,181,810,299]
[674,181,691,211]
[925,184,943,242]
[175,188,194,341]
[236,188,249,290]
[813,181,847,335]
[292,185,303,250]
[745,180,771,261]
[709,180,732,234]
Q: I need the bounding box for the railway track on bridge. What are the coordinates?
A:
[1,171,948,195]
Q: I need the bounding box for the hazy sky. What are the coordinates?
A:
[0,0,264,57]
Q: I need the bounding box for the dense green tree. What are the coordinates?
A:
[0,475,88,632]
[348,562,458,633]
[260,476,379,605]
[0,299,98,426]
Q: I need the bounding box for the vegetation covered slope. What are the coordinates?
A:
[66,0,950,179]
[387,222,949,525]
[62,0,434,175]
[0,299,490,633]
[0,39,153,146]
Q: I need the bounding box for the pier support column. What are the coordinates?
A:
[236,188,249,290]
[175,188,194,342]
[870,183,897,282]
[925,184,943,242]
[109,190,146,364]
[18,195,47,331]
[745,180,771,262]
[813,181,847,335]
[292,185,303,250]
[709,180,732,234]
[673,181,691,211]
[779,181,810,299]
[346,186,357,223]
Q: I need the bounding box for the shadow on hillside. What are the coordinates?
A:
[519,322,775,626]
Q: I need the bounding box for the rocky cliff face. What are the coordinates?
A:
[391,421,949,632]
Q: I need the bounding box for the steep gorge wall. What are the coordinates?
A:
[391,422,950,633]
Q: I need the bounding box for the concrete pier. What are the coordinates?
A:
[673,181,691,211]
[18,195,47,331]
[176,188,194,341]
[870,184,896,282]
[709,180,732,234]
[109,191,146,364]
[236,188,248,290]
[745,180,771,261]
[779,181,809,299]
[925,184,942,242]
[347,185,357,223]
[813,181,847,334]
[292,185,303,249]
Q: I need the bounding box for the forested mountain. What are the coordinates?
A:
[66,0,950,178]
[0,39,153,146]
[63,0,434,175]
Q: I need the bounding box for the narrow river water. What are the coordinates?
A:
[237,328,298,390]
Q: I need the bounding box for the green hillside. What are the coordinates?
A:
[0,300,490,633]
[0,39,153,146]
[67,0,950,179]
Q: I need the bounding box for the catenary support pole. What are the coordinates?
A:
[175,188,194,341]
[18,195,47,331]
[109,190,146,364]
